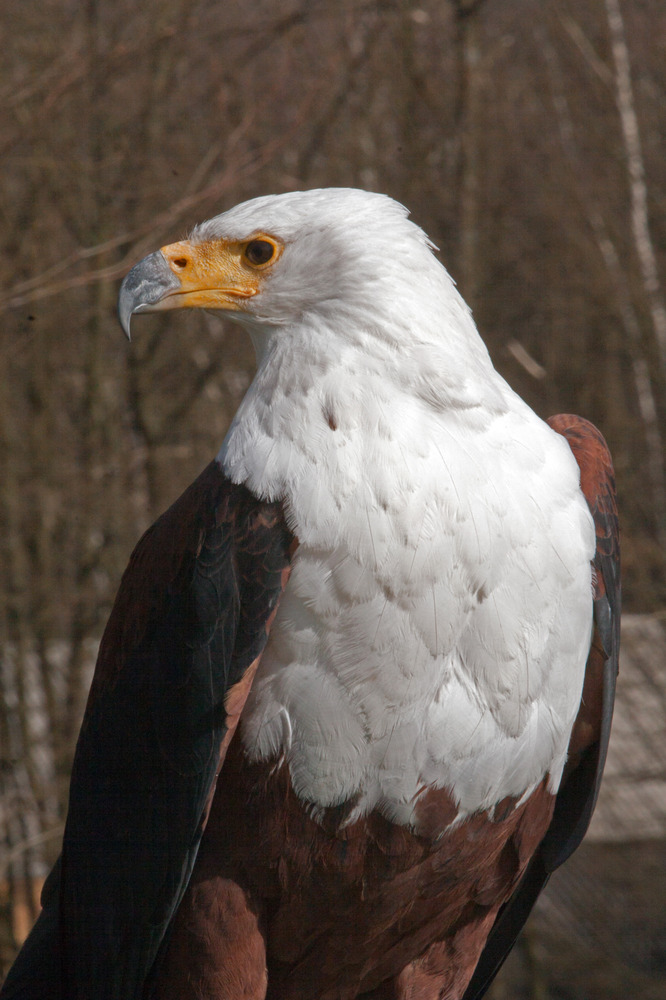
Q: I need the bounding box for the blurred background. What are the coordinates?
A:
[1,0,665,996]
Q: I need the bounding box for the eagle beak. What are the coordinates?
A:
[117,251,183,341]
[118,239,263,340]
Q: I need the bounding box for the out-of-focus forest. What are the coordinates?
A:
[1,0,665,996]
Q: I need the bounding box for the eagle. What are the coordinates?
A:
[2,189,620,1000]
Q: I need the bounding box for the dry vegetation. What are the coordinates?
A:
[1,0,665,994]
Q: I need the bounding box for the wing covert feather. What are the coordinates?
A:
[0,462,294,1000]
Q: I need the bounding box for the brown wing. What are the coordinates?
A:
[0,461,294,1000]
[463,414,621,1000]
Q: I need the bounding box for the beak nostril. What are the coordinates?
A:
[172,258,188,269]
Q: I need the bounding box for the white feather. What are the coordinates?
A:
[203,189,594,830]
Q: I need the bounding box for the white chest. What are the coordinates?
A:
[235,399,594,830]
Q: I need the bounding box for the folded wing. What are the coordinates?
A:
[0,461,294,1000]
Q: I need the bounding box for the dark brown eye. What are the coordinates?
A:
[245,240,275,266]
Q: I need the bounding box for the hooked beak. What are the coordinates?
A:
[118,238,265,340]
[118,251,181,340]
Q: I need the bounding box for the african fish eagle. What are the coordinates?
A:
[1,188,620,1000]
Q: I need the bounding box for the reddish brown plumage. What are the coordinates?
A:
[547,415,620,769]
[154,739,555,1000]
[547,414,620,595]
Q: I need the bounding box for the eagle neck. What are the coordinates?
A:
[217,286,510,508]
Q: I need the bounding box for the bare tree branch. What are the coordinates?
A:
[605,0,666,372]
[540,17,666,551]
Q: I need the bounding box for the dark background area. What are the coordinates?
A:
[1,0,664,995]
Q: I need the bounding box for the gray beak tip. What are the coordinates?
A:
[118,306,133,342]
[117,250,181,341]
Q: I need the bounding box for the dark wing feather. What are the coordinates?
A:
[463,414,620,1000]
[0,461,294,1000]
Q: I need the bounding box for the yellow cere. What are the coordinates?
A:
[157,236,282,311]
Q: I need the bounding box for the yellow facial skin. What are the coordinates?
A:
[154,235,284,313]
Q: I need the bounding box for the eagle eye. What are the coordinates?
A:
[244,239,276,267]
